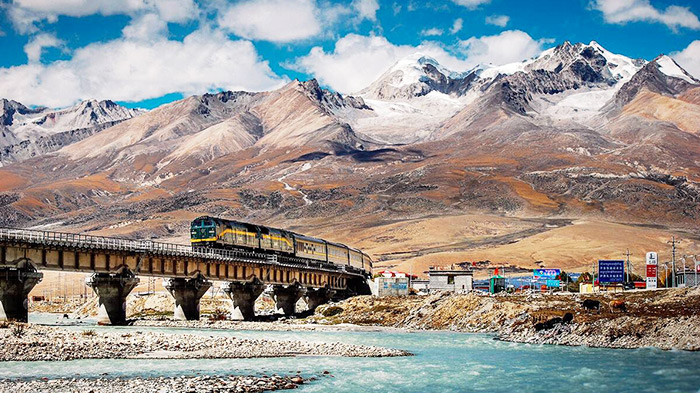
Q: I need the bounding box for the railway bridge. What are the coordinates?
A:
[0,228,370,325]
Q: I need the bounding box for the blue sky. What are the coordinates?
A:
[0,0,699,109]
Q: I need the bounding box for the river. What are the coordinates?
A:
[1,314,699,392]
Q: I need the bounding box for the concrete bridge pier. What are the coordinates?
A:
[304,287,335,312]
[164,274,212,321]
[0,265,43,322]
[273,284,306,316]
[222,280,265,321]
[86,270,139,325]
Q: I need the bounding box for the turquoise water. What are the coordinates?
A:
[2,314,699,393]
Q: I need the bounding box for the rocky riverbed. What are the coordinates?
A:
[130,318,403,332]
[0,324,410,361]
[305,287,700,351]
[0,375,312,393]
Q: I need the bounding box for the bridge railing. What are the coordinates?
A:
[0,228,364,275]
[0,228,265,261]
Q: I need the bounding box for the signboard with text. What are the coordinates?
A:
[598,260,625,283]
[646,252,658,289]
[533,269,561,279]
[646,265,658,289]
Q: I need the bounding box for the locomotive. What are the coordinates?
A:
[190,216,372,272]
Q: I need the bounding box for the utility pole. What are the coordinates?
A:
[670,237,678,288]
[625,249,632,283]
[681,256,687,287]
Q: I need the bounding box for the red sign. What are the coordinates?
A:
[647,265,658,277]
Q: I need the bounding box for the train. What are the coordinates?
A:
[190,216,372,273]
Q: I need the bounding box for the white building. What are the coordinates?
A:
[428,268,473,293]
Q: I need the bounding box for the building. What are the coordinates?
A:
[428,267,473,293]
[371,270,412,297]
[410,279,429,293]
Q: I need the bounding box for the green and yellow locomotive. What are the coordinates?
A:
[190,216,372,272]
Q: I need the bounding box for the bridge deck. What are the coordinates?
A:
[0,228,366,290]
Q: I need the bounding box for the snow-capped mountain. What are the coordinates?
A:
[342,41,654,144]
[1,99,143,165]
[358,53,474,101]
[603,54,699,115]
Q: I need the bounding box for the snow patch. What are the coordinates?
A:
[656,55,696,84]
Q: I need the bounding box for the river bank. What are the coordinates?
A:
[304,287,700,351]
[0,324,410,361]
[0,375,311,393]
[25,287,700,352]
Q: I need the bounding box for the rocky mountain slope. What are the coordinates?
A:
[0,99,142,166]
[56,79,369,183]
[0,40,698,273]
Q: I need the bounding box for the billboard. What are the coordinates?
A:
[646,252,658,289]
[533,269,561,279]
[598,260,625,283]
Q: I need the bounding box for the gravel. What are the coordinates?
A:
[0,324,411,361]
[0,375,312,393]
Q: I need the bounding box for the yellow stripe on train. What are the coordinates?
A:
[191,237,217,243]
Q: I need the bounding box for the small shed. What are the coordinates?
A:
[489,275,506,294]
[410,279,429,292]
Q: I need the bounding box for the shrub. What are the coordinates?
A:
[11,323,26,338]
[82,329,97,337]
[209,308,228,321]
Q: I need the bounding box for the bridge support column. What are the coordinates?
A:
[304,287,335,312]
[0,266,43,322]
[222,280,265,321]
[163,274,212,321]
[273,284,306,316]
[86,270,139,325]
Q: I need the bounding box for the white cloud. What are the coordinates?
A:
[293,34,470,94]
[591,0,700,30]
[217,0,379,43]
[122,13,169,41]
[218,0,321,42]
[671,40,700,78]
[353,0,379,21]
[23,33,64,63]
[8,0,198,33]
[421,28,444,36]
[450,18,463,34]
[0,29,285,108]
[451,0,490,9]
[458,30,550,68]
[485,15,509,27]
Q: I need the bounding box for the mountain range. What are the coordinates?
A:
[1,41,699,275]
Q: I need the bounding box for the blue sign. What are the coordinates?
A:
[599,260,625,283]
[546,279,561,288]
[533,269,561,278]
